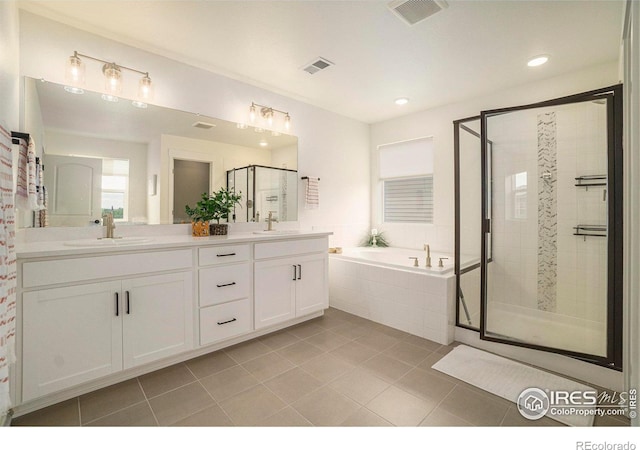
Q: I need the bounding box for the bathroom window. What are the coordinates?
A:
[505,171,527,220]
[378,137,434,224]
[101,159,129,221]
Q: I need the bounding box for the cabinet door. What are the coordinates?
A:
[295,253,329,316]
[22,281,122,401]
[121,272,194,369]
[254,258,296,329]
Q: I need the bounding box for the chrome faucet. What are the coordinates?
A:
[265,211,278,231]
[102,213,116,239]
[424,244,431,268]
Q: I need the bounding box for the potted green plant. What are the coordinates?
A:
[185,192,215,236]
[207,187,242,235]
[185,188,242,236]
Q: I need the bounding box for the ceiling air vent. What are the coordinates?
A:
[192,121,216,129]
[388,0,448,26]
[302,57,334,75]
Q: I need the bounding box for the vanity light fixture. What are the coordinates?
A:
[527,55,549,67]
[65,51,154,106]
[248,102,292,132]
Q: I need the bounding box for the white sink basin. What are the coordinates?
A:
[252,230,300,235]
[63,237,153,247]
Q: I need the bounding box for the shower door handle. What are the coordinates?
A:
[484,218,491,233]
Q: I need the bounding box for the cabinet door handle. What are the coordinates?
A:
[217,318,237,326]
[216,282,236,288]
[126,291,131,315]
[292,265,297,280]
[216,253,236,257]
[115,292,119,316]
[297,264,302,280]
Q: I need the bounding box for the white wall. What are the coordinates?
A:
[370,61,620,253]
[45,131,148,224]
[1,1,20,164]
[19,11,371,247]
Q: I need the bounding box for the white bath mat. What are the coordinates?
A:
[432,345,595,427]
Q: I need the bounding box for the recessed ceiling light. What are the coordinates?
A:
[259,140,268,147]
[527,55,549,67]
[131,100,147,109]
[395,97,409,105]
[236,123,248,129]
[101,94,118,102]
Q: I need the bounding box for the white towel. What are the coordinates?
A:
[304,177,319,209]
[15,136,38,211]
[0,125,17,417]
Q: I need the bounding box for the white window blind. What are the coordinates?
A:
[383,176,433,223]
[378,137,433,179]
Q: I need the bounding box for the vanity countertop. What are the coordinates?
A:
[15,230,333,259]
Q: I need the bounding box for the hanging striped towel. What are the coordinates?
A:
[15,136,38,211]
[304,176,320,209]
[0,125,17,417]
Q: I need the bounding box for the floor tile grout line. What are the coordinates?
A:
[81,398,152,426]
[135,377,160,427]
[77,397,82,426]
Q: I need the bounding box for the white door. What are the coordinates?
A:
[295,254,329,316]
[22,281,122,401]
[121,272,194,369]
[254,258,296,329]
[44,155,102,227]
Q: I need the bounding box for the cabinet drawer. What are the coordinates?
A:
[254,238,327,260]
[22,249,193,288]
[200,298,251,346]
[199,263,250,307]
[198,244,250,266]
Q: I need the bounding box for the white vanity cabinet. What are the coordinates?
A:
[198,244,252,346]
[254,237,328,329]
[20,250,193,402]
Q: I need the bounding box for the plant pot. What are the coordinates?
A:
[210,223,228,236]
[191,220,210,237]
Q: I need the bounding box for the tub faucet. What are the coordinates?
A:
[102,213,116,239]
[438,257,449,268]
[424,244,431,268]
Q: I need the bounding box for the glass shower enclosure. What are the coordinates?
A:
[455,85,623,369]
[227,165,298,223]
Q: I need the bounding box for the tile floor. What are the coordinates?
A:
[12,308,630,427]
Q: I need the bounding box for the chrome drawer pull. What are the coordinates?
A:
[217,318,237,325]
[216,253,236,257]
[216,282,237,288]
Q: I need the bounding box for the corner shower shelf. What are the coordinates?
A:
[573,225,607,239]
[575,175,607,188]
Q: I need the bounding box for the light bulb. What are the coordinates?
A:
[65,52,85,87]
[267,112,273,127]
[249,104,257,123]
[138,74,153,101]
[103,63,122,95]
[284,114,291,131]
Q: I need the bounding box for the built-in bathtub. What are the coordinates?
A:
[329,247,456,344]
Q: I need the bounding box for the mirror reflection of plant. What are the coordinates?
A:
[185,188,242,223]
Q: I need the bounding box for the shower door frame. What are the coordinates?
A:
[479,84,623,370]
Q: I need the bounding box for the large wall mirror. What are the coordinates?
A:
[22,77,298,228]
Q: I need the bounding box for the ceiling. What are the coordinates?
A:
[18,0,625,124]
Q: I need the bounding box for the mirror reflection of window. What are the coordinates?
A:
[101,159,129,221]
[505,171,527,220]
